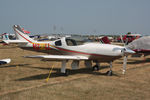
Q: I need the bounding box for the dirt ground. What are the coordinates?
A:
[0,44,150,100]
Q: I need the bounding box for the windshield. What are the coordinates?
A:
[66,38,77,46]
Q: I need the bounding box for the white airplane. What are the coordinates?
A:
[0,34,11,65]
[3,25,135,76]
[0,59,11,65]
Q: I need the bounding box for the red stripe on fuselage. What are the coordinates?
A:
[56,47,104,57]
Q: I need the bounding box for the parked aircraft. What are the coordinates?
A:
[99,36,111,44]
[127,36,150,57]
[99,35,150,59]
[0,59,11,65]
[3,25,135,76]
[117,33,141,44]
[0,34,11,65]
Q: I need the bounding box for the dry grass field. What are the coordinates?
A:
[0,44,150,100]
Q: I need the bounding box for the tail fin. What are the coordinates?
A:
[13,25,35,43]
[2,33,9,40]
[1,33,9,45]
[100,36,111,44]
[2,25,34,44]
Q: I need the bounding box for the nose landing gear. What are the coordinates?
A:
[92,62,100,71]
[92,65,100,71]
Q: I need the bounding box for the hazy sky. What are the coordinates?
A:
[0,0,150,35]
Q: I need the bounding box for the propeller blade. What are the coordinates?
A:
[120,35,124,45]
[125,38,128,45]
[120,35,126,46]
[122,56,127,74]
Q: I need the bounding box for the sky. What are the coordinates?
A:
[0,0,150,35]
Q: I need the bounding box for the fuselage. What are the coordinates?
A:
[3,25,135,63]
[20,37,125,62]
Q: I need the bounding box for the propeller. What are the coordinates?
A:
[122,55,127,74]
[120,35,125,46]
[120,35,130,74]
[120,35,128,46]
[121,48,128,74]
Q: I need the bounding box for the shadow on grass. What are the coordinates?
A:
[23,65,110,70]
[15,66,119,81]
[0,46,17,49]
[116,58,150,64]
[0,64,30,68]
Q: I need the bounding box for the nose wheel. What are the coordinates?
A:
[92,62,100,71]
[92,65,100,71]
[106,70,113,76]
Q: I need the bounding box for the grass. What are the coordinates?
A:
[0,44,150,100]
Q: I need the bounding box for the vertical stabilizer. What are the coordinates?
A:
[13,25,35,43]
[2,33,9,40]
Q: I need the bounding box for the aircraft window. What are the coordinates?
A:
[66,39,77,46]
[55,40,62,46]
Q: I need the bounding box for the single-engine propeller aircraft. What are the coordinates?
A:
[3,25,135,76]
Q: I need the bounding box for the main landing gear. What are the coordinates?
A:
[92,61,113,76]
[92,62,100,71]
[60,60,113,76]
[106,62,113,76]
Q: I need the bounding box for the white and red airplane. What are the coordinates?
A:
[3,25,135,76]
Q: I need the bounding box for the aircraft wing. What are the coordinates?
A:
[2,33,28,44]
[25,55,89,60]
[3,40,28,44]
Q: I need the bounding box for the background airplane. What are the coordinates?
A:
[99,35,150,60]
[127,36,150,57]
[3,25,135,76]
[0,34,11,65]
[117,33,142,44]
[0,59,11,65]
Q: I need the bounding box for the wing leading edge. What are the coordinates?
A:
[24,55,89,60]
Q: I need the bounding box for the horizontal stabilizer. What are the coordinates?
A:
[3,40,28,44]
[24,55,88,60]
